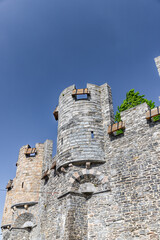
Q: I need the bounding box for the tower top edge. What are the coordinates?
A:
[59,83,111,97]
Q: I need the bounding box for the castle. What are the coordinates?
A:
[1,83,160,240]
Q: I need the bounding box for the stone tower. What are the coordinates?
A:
[56,83,114,169]
[1,140,53,240]
[155,56,160,76]
[1,83,160,240]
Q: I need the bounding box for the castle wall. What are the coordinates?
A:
[100,102,160,239]
[39,89,160,240]
[2,83,160,240]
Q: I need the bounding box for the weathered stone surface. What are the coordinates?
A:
[1,83,160,239]
[155,56,160,76]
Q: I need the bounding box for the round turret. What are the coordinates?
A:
[56,83,114,169]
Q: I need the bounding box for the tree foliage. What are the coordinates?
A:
[115,89,157,122]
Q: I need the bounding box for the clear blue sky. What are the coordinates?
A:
[0,0,160,236]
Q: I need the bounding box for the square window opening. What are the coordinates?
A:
[76,94,88,100]
[29,153,36,157]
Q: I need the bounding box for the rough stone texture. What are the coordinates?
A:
[1,140,53,240]
[1,83,160,240]
[56,83,114,169]
[154,56,160,76]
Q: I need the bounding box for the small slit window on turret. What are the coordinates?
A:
[25,146,37,157]
[91,131,94,139]
[72,88,90,100]
[22,182,24,188]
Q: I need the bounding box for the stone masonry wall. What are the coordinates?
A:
[2,143,44,227]
[2,83,160,240]
[2,140,53,240]
[100,102,160,240]
[39,85,160,240]
[57,83,114,169]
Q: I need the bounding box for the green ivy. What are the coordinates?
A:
[115,89,160,123]
[116,129,124,135]
[153,115,160,122]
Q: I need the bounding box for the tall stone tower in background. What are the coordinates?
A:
[154,56,160,76]
[1,140,53,240]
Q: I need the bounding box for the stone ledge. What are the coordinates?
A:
[57,189,111,199]
[11,201,38,209]
[93,189,111,195]
[11,225,37,230]
[56,159,105,171]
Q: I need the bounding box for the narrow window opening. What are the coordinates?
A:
[30,153,36,157]
[22,182,24,188]
[25,147,37,157]
[91,131,94,139]
[76,94,88,100]
[72,88,90,101]
[61,138,63,145]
